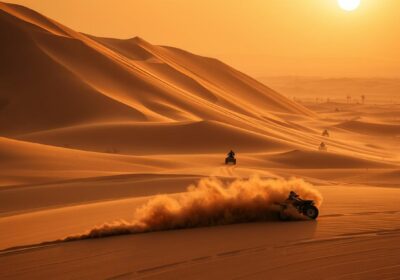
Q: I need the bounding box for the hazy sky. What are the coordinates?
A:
[9,0,400,78]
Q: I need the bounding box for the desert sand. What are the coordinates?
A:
[1,2,400,279]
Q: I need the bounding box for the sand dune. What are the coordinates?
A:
[0,5,148,135]
[267,149,393,169]
[0,137,178,186]
[16,121,289,155]
[0,1,315,139]
[2,1,391,161]
[335,120,400,137]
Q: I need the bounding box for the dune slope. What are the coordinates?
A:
[0,1,314,139]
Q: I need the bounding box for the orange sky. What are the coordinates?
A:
[9,0,400,78]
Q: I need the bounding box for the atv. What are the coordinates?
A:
[225,156,236,165]
[277,199,319,220]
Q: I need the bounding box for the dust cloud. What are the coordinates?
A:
[65,176,322,240]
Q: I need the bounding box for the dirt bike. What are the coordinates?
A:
[277,199,319,220]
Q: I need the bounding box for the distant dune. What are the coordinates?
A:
[335,120,400,137]
[267,149,392,169]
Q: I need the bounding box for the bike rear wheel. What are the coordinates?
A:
[304,205,319,219]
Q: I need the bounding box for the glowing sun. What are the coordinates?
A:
[338,0,361,11]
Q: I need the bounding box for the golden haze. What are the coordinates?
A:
[9,0,400,77]
[1,2,400,279]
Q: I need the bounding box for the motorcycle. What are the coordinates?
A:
[277,198,319,220]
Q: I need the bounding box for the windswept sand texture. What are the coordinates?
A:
[1,2,400,279]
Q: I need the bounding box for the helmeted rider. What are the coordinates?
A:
[228,150,235,158]
[287,191,301,203]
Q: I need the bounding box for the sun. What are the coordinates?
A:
[338,0,361,11]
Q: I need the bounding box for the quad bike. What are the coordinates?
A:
[225,156,236,165]
[277,199,319,220]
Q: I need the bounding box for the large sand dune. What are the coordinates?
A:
[0,2,314,137]
[16,121,289,155]
[1,2,399,279]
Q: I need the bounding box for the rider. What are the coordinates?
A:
[227,150,235,158]
[287,191,301,203]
